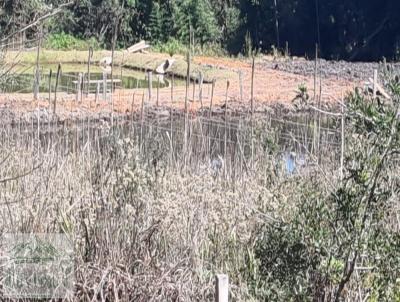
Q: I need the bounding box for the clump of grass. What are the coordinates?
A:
[152,38,227,57]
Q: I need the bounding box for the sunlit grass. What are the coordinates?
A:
[5,50,237,82]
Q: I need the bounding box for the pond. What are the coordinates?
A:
[3,64,184,93]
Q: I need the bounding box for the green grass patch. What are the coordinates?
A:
[44,33,101,51]
[6,50,237,83]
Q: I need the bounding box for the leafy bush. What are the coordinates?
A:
[253,71,400,301]
[152,38,188,57]
[152,38,226,57]
[44,33,100,51]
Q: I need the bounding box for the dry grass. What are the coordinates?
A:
[0,115,337,301]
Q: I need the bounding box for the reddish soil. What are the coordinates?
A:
[0,55,357,120]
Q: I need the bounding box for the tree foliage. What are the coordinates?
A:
[2,1,400,59]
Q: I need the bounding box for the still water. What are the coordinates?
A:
[4,64,182,93]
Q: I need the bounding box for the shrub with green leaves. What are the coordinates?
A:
[152,39,188,57]
[253,71,400,301]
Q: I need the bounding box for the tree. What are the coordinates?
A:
[0,0,46,40]
[175,0,220,46]
[3,0,400,60]
[148,2,162,42]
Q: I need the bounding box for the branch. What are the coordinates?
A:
[0,2,75,43]
[335,251,358,302]
[0,163,43,184]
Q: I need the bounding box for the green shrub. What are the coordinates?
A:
[44,33,100,51]
[152,38,226,57]
[152,38,188,57]
[252,70,400,301]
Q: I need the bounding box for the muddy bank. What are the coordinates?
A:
[0,99,340,126]
[2,51,356,127]
[261,58,400,81]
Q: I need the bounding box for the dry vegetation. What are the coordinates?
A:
[0,49,399,302]
[1,80,398,300]
[0,109,347,301]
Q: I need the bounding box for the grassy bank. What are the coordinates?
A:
[6,50,238,82]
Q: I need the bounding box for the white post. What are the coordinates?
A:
[199,72,204,106]
[215,274,229,302]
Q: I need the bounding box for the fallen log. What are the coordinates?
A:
[127,40,150,53]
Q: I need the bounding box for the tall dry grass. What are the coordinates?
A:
[0,115,340,301]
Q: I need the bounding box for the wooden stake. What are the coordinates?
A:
[192,77,196,101]
[224,81,230,175]
[225,81,230,120]
[148,71,153,102]
[340,99,345,183]
[169,73,174,163]
[81,72,85,102]
[373,69,378,99]
[103,72,107,101]
[156,76,160,106]
[171,73,174,104]
[285,41,289,57]
[54,63,61,114]
[76,73,83,102]
[131,92,135,122]
[140,92,145,152]
[239,70,243,102]
[199,72,204,107]
[184,52,190,158]
[314,43,318,101]
[111,16,119,130]
[209,79,215,118]
[33,26,42,101]
[250,56,255,168]
[48,69,52,104]
[95,82,100,103]
[87,47,93,96]
[251,56,255,116]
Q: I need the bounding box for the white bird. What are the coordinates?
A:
[156,59,175,74]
